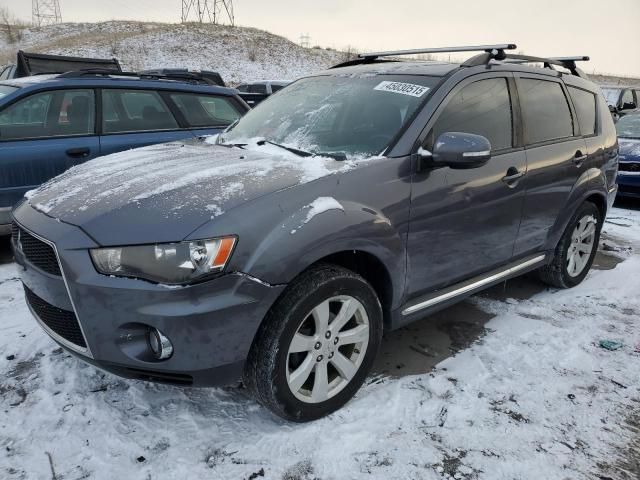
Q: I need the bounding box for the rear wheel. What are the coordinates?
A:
[243,264,383,422]
[538,201,602,288]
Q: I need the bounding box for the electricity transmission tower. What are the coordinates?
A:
[181,1,235,26]
[32,0,62,27]
[299,33,310,48]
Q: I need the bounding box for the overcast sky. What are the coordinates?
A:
[5,0,640,77]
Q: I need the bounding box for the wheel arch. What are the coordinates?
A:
[545,168,608,251]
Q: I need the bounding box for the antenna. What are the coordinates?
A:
[181,0,235,26]
[32,0,62,27]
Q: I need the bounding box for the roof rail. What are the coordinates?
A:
[330,44,517,69]
[56,68,223,85]
[463,52,590,78]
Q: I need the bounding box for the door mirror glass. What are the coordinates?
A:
[430,132,492,169]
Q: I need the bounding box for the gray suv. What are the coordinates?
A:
[11,45,619,421]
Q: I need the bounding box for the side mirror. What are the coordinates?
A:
[419,132,492,169]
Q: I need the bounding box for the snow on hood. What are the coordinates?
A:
[619,138,640,160]
[26,139,361,244]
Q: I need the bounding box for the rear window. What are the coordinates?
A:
[568,87,597,136]
[0,85,18,99]
[248,84,267,94]
[519,78,573,144]
[102,89,178,134]
[170,93,242,127]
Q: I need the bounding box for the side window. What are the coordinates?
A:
[271,84,285,93]
[432,78,513,151]
[169,93,242,127]
[519,78,573,144]
[568,87,597,136]
[0,89,95,141]
[102,89,178,134]
[621,89,635,108]
[248,84,267,94]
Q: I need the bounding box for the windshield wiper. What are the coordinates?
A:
[256,139,312,157]
[256,139,347,161]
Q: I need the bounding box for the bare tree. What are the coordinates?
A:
[341,45,358,63]
[0,7,25,44]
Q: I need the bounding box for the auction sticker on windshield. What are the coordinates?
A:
[374,81,430,97]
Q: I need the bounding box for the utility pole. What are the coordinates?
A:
[181,0,234,26]
[299,33,310,48]
[32,0,62,27]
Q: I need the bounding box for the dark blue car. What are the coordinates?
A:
[616,113,640,198]
[0,73,249,234]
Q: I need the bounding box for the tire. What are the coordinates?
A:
[538,201,602,288]
[243,264,383,422]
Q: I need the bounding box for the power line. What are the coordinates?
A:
[32,0,62,27]
[181,1,234,26]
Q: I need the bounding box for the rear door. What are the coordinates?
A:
[98,89,195,156]
[0,88,99,209]
[512,74,587,256]
[407,74,528,296]
[166,92,244,137]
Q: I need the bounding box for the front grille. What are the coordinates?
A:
[24,285,87,349]
[13,223,61,276]
[619,162,640,173]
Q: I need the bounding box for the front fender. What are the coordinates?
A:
[242,199,406,309]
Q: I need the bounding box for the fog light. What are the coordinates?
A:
[148,328,173,360]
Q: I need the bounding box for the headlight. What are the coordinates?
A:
[90,236,236,285]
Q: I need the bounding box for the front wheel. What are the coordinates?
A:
[243,264,383,422]
[538,201,602,288]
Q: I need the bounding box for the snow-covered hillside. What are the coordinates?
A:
[0,21,345,85]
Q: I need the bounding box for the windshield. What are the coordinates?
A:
[601,88,621,106]
[616,113,640,139]
[0,85,18,100]
[220,74,439,159]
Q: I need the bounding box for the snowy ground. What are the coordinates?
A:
[1,203,640,480]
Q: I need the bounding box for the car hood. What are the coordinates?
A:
[619,138,640,162]
[26,139,351,245]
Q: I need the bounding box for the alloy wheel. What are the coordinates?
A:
[286,295,370,403]
[567,214,597,277]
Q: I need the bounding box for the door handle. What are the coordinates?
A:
[66,147,91,159]
[502,167,525,184]
[573,150,587,165]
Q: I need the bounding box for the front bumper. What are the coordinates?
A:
[11,203,286,386]
[616,172,640,199]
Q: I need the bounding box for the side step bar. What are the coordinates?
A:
[401,254,547,316]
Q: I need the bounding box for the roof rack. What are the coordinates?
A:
[329,44,590,79]
[330,44,517,69]
[57,68,225,86]
[464,52,590,78]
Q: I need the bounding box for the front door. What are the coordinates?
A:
[0,89,99,209]
[407,75,527,298]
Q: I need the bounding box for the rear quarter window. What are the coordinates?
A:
[519,78,573,144]
[568,86,597,136]
[170,93,242,127]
